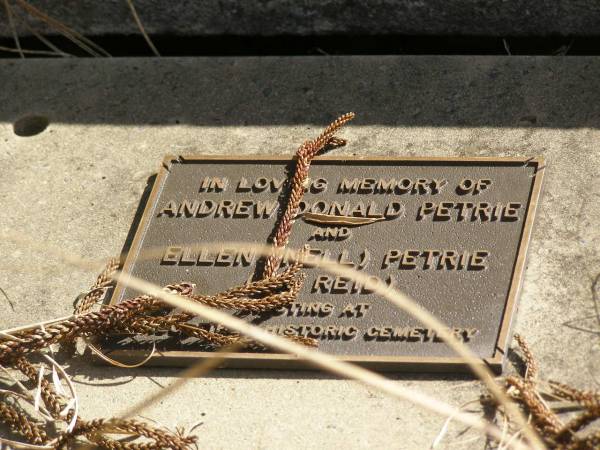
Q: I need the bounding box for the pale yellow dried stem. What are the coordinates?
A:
[41,354,78,432]
[2,0,23,58]
[0,437,54,449]
[86,341,156,369]
[0,44,62,56]
[13,0,110,57]
[113,269,522,449]
[19,18,72,57]
[125,0,160,56]
[120,241,543,450]
[0,233,541,449]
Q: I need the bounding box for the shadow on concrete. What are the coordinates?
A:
[63,353,476,384]
[1,56,599,128]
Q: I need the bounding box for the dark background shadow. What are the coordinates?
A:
[1,55,599,128]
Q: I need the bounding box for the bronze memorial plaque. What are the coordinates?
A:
[107,156,544,372]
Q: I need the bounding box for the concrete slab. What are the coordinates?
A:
[1,56,599,449]
[1,1,600,38]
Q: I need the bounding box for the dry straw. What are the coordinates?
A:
[482,335,600,449]
[0,0,159,58]
[2,0,23,58]
[0,236,524,448]
[10,0,111,56]
[125,0,160,56]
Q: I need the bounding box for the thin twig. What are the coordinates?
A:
[19,17,72,57]
[86,341,156,368]
[430,399,481,449]
[13,0,111,57]
[0,437,53,449]
[42,355,78,432]
[125,0,160,56]
[0,285,15,311]
[0,44,63,56]
[2,0,23,58]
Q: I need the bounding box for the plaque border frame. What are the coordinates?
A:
[106,155,545,373]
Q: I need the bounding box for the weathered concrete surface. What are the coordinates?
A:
[1,1,600,38]
[0,56,599,449]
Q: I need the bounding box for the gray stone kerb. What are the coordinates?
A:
[1,1,600,38]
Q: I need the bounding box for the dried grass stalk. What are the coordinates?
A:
[485,334,600,449]
[125,0,160,56]
[263,112,355,277]
[2,0,23,58]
